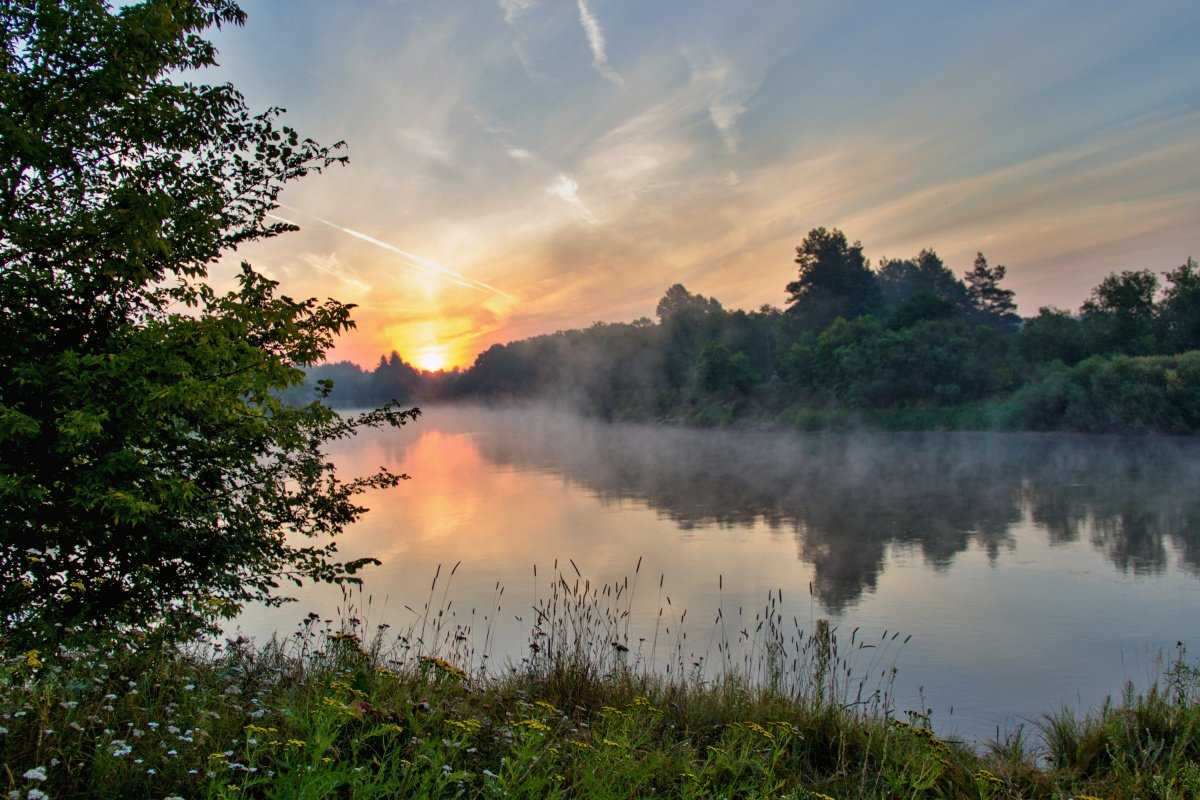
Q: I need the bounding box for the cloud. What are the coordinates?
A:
[299,252,373,294]
[576,0,622,85]
[498,0,536,25]
[507,147,535,161]
[546,173,598,224]
[396,128,452,163]
[270,209,515,300]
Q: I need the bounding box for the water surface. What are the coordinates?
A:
[237,406,1200,742]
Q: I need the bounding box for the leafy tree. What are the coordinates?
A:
[656,284,723,388]
[698,343,755,394]
[965,252,1019,328]
[877,249,969,320]
[1081,269,1159,354]
[785,228,879,330]
[0,0,416,648]
[1019,307,1088,366]
[1159,257,1200,353]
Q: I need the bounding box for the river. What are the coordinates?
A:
[236,405,1200,743]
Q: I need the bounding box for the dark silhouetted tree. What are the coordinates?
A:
[656,284,724,388]
[1159,257,1200,353]
[1020,308,1088,365]
[785,228,879,330]
[0,0,416,649]
[877,249,969,317]
[1081,270,1159,354]
[965,252,1019,329]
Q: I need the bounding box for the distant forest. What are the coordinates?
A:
[287,227,1200,433]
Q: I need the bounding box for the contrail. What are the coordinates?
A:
[268,206,515,301]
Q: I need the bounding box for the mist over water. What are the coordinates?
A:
[236,405,1200,743]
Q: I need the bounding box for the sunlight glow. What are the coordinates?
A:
[414,347,448,372]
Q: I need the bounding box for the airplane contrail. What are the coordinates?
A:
[268,205,515,301]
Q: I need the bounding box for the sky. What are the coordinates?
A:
[208,0,1200,370]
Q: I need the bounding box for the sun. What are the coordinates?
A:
[414,347,448,372]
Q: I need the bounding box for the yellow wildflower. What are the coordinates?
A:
[515,718,550,733]
[446,718,481,735]
[744,721,775,741]
[24,649,41,669]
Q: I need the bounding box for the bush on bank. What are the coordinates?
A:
[1,628,1197,799]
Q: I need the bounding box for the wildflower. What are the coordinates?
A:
[22,768,47,782]
[146,768,156,775]
[0,727,7,735]
[482,769,498,779]
[28,791,48,800]
[183,684,195,692]
[744,721,775,741]
[147,722,159,730]
[110,740,132,757]
[515,718,550,733]
[23,651,41,669]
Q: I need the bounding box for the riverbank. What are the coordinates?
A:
[3,623,1197,799]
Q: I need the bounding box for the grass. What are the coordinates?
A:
[2,566,1198,799]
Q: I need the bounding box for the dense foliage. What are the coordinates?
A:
[2,605,1198,799]
[305,231,1200,433]
[0,0,416,650]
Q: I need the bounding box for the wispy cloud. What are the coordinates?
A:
[498,0,536,25]
[396,128,452,163]
[269,209,515,300]
[546,173,597,224]
[214,0,1200,367]
[298,252,373,295]
[576,0,622,85]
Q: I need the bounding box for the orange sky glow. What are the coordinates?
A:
[210,1,1200,371]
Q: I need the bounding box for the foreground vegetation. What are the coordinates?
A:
[3,615,1198,799]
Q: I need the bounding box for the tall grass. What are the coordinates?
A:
[1,565,1197,798]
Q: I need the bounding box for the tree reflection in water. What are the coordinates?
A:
[453,408,1200,612]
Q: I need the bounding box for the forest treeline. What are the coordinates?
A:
[294,228,1200,433]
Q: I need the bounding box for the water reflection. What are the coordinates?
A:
[454,408,1200,610]
[240,406,1200,741]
